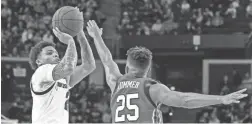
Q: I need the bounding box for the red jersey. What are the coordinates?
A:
[110,74,163,123]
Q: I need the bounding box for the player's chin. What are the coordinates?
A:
[52,60,60,64]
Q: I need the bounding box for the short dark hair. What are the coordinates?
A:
[126,46,152,70]
[29,41,56,70]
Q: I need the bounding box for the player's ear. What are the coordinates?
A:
[147,66,151,77]
[125,65,128,74]
[36,59,42,66]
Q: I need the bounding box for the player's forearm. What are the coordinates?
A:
[78,34,95,67]
[61,39,78,68]
[52,39,77,80]
[93,35,113,64]
[181,93,223,109]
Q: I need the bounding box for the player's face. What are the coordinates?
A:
[37,46,60,66]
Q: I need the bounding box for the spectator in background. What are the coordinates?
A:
[162,19,179,34]
[203,8,214,18]
[232,70,242,90]
[86,83,99,104]
[242,105,252,122]
[161,0,174,6]
[243,72,251,82]
[20,41,31,57]
[225,4,237,19]
[203,8,213,27]
[8,100,22,120]
[151,19,163,35]
[11,47,20,57]
[212,11,224,27]
[198,111,209,123]
[209,108,220,123]
[11,26,22,45]
[219,106,232,123]
[186,21,196,34]
[194,8,204,25]
[42,31,53,43]
[136,22,150,35]
[42,14,52,25]
[1,39,9,56]
[2,4,12,29]
[102,110,112,123]
[90,103,102,123]
[220,75,232,95]
[231,0,240,9]
[20,100,32,122]
[32,32,42,43]
[21,28,33,43]
[118,12,134,35]
[76,115,84,123]
[232,113,241,123]
[17,20,26,33]
[246,1,252,18]
[180,0,190,14]
[163,8,174,21]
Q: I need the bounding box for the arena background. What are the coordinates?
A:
[1,0,252,123]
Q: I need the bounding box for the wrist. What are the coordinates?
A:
[66,37,74,44]
[94,31,102,37]
[78,35,87,41]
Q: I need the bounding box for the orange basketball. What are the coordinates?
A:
[52,6,83,37]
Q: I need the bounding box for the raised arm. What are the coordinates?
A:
[68,30,96,87]
[52,28,78,81]
[86,20,122,92]
[150,83,248,109]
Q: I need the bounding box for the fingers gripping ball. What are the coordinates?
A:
[52,6,83,37]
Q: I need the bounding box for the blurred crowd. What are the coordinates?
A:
[2,0,252,57]
[1,0,104,58]
[196,70,252,123]
[118,0,252,35]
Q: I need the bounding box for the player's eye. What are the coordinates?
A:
[47,52,53,55]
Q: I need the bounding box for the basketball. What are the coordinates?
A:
[52,6,84,37]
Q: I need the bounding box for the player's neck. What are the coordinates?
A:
[129,71,147,78]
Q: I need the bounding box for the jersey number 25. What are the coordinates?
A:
[115,93,139,122]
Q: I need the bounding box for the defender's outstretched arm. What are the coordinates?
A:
[87,20,122,92]
[150,83,248,109]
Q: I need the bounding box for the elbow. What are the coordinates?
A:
[82,62,96,73]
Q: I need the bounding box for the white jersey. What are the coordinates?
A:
[30,64,70,124]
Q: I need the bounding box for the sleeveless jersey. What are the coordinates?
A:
[110,74,163,123]
[30,64,70,124]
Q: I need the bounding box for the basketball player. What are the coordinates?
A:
[29,26,95,124]
[86,20,248,123]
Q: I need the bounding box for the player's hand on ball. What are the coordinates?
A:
[86,20,103,38]
[221,88,248,105]
[53,27,73,44]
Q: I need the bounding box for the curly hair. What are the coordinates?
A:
[29,41,56,70]
[126,46,152,70]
